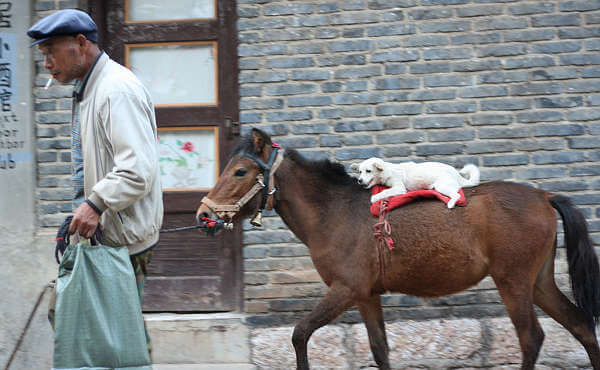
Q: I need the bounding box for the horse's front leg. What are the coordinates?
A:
[292,284,354,370]
[357,294,390,369]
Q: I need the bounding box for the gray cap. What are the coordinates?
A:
[27,9,98,47]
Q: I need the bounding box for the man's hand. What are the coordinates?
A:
[68,201,101,238]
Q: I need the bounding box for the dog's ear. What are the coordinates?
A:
[373,159,384,171]
[350,163,359,171]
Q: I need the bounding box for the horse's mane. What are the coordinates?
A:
[231,135,359,188]
[285,149,358,187]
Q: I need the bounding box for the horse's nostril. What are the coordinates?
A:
[196,211,210,224]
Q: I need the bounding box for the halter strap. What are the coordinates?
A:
[201,173,266,220]
[201,146,284,221]
[265,148,285,211]
[256,147,280,211]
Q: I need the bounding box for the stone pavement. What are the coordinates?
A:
[249,317,593,369]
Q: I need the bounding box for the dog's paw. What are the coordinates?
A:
[370,195,381,203]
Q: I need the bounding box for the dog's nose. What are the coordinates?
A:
[357,178,363,185]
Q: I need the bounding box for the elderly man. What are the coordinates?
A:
[28,8,163,357]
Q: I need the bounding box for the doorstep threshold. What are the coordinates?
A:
[143,312,246,322]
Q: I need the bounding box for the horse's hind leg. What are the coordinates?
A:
[357,295,390,369]
[292,284,354,370]
[534,247,600,368]
[493,278,545,369]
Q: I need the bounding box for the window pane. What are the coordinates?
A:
[128,43,217,106]
[128,0,215,21]
[158,128,217,190]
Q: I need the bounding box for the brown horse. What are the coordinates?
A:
[197,128,600,369]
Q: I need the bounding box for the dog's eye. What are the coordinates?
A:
[234,168,247,177]
[366,169,371,173]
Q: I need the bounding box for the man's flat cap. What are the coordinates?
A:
[27,9,98,47]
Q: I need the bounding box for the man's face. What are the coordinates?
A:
[38,35,85,84]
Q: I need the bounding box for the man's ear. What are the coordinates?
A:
[75,33,88,48]
[350,163,359,171]
[251,128,271,155]
[373,159,384,171]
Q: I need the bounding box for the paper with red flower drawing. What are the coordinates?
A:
[158,130,216,189]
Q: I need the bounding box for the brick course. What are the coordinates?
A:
[235,0,600,326]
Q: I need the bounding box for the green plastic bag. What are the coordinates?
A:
[52,241,152,370]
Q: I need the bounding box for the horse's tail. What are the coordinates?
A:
[458,164,480,187]
[550,194,600,331]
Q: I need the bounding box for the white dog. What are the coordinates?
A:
[351,158,480,208]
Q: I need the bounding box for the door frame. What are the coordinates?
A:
[87,0,243,312]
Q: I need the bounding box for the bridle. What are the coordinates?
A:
[200,144,285,227]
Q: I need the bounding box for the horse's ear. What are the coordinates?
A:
[251,128,271,155]
[350,163,359,171]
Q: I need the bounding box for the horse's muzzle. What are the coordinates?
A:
[195,204,212,224]
[196,204,234,232]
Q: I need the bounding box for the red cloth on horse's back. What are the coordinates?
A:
[370,186,467,217]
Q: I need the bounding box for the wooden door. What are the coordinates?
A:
[89,0,242,312]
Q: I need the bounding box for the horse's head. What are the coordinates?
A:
[196,128,283,229]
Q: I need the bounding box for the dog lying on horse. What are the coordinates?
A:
[351,157,480,208]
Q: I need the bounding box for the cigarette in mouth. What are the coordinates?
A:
[44,77,53,90]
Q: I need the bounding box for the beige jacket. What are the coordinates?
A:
[78,53,163,255]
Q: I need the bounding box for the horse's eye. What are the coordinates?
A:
[234,168,247,177]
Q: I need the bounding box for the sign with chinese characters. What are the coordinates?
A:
[0,0,35,233]
[0,2,11,28]
[0,32,19,168]
[0,33,15,108]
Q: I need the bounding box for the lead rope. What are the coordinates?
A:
[160,217,231,235]
[373,199,394,291]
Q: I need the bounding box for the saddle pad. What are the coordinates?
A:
[370,185,467,217]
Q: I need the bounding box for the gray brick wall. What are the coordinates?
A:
[32,0,600,326]
[236,0,600,326]
[33,0,85,227]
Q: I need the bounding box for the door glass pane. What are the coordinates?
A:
[158,127,217,190]
[128,0,215,21]
[128,42,217,106]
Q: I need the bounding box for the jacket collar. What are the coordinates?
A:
[73,51,106,102]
